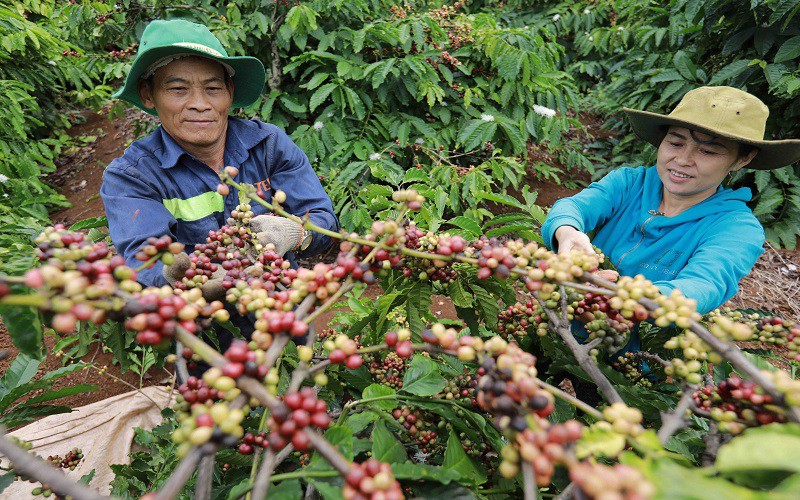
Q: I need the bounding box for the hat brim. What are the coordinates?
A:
[623,108,800,170]
[112,46,266,115]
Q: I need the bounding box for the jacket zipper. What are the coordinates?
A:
[615,209,664,269]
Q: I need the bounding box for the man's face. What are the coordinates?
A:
[138,56,233,154]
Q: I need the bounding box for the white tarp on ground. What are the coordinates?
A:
[1,386,174,497]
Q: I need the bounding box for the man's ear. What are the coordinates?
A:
[138,80,156,110]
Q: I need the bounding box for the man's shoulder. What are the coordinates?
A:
[229,117,284,144]
[107,128,167,173]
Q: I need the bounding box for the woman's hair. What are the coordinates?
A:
[659,126,759,159]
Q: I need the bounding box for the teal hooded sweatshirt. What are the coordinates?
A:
[541,165,765,315]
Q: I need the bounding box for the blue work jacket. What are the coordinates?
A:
[100,117,338,287]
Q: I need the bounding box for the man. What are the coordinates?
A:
[101,19,338,294]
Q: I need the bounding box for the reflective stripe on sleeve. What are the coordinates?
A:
[162,191,225,221]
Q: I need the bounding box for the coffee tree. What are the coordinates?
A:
[2,176,800,499]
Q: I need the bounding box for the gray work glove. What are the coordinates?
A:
[250,214,304,256]
[162,252,192,285]
[199,266,228,302]
[162,252,227,301]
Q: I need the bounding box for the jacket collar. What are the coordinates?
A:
[156,117,271,169]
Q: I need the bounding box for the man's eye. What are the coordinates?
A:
[208,87,223,91]
[168,87,187,91]
[701,149,718,155]
[668,141,683,147]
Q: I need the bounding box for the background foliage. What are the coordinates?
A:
[490,0,800,248]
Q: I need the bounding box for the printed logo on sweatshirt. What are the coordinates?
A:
[253,178,272,193]
[654,249,682,268]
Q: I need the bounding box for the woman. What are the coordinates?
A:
[542,86,800,323]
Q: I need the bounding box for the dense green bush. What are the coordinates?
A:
[32,1,592,236]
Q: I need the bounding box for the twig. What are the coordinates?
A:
[639,297,800,422]
[533,379,603,420]
[154,443,216,500]
[251,446,294,499]
[701,420,729,467]
[657,386,697,444]
[175,327,282,414]
[521,461,537,500]
[194,453,215,500]
[0,428,109,500]
[636,351,670,368]
[538,289,622,404]
[554,482,576,500]
[304,429,350,474]
[175,340,190,383]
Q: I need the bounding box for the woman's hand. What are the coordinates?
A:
[554,225,594,255]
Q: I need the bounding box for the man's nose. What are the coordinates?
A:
[187,87,212,111]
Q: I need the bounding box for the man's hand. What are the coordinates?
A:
[199,266,227,302]
[251,215,304,256]
[162,252,192,285]
[554,225,594,255]
[162,252,228,301]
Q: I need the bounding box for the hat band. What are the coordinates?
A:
[142,53,236,80]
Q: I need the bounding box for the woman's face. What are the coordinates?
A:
[656,126,757,202]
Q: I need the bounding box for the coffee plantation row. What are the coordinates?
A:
[1,179,800,498]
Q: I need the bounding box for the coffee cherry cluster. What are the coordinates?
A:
[708,309,800,361]
[392,406,441,455]
[708,315,754,342]
[500,420,583,485]
[664,330,718,384]
[476,339,555,431]
[181,347,201,373]
[475,239,519,280]
[238,431,269,455]
[693,374,782,434]
[611,353,654,389]
[569,462,654,500]
[124,287,226,346]
[343,459,404,500]
[456,430,489,458]
[421,323,484,362]
[172,401,246,457]
[384,329,414,359]
[266,388,331,452]
[367,352,407,389]
[497,300,542,339]
[23,226,145,333]
[400,229,461,283]
[571,292,641,353]
[177,376,223,406]
[135,235,186,267]
[535,247,603,286]
[762,370,800,406]
[212,339,268,382]
[437,372,478,406]
[324,334,363,369]
[651,287,702,329]
[391,189,425,211]
[599,402,644,437]
[47,448,83,471]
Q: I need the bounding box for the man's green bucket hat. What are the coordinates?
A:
[113,19,266,115]
[624,86,800,170]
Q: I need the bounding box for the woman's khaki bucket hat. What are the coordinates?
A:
[624,86,800,170]
[113,19,266,115]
